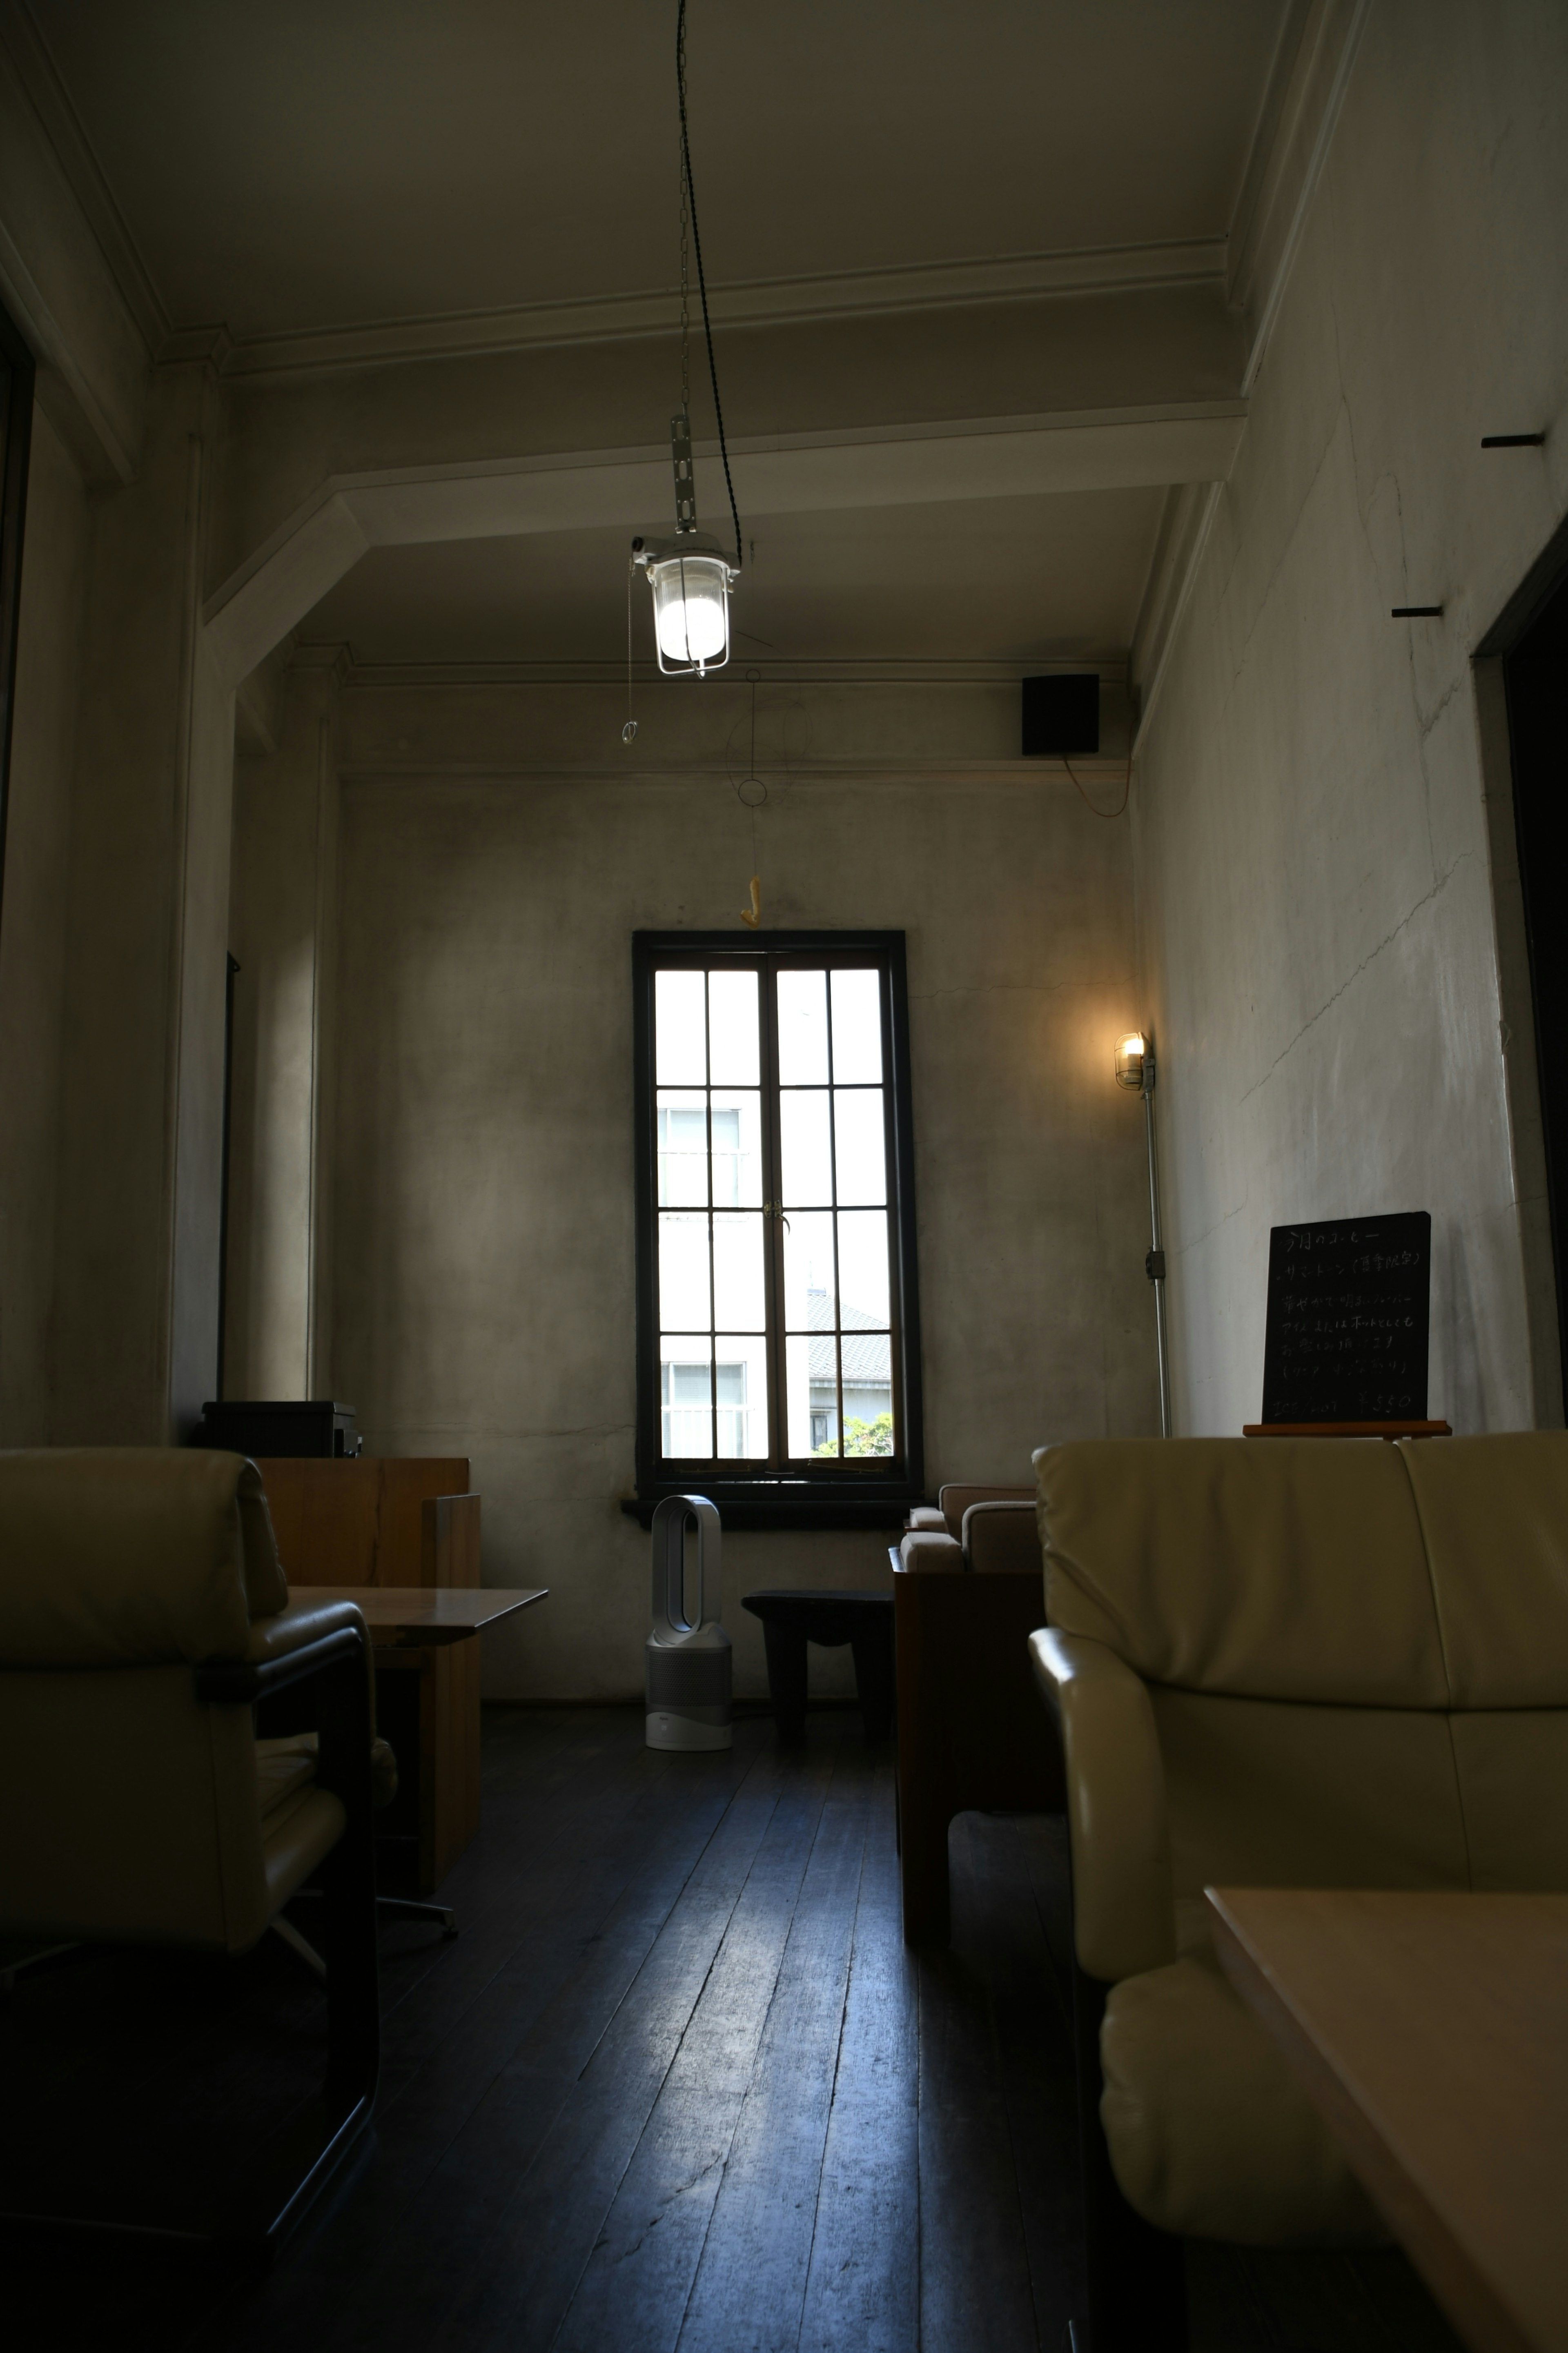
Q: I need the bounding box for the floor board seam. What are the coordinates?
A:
[792,1795,872,2353]
[665,1757,846,2353]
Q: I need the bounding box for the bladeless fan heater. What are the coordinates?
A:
[646,1494,732,1751]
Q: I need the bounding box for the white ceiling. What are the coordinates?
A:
[31,0,1287,339]
[21,0,1293,665]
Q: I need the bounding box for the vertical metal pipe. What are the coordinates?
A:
[1143,1083,1172,1438]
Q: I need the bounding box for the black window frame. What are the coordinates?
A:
[629,929,924,1529]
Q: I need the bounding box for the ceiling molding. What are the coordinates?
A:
[203,400,1247,687]
[205,238,1227,383]
[332,760,1136,784]
[1228,0,1371,392]
[1225,0,1314,310]
[0,0,167,354]
[1128,477,1225,752]
[1126,0,1369,747]
[0,28,148,481]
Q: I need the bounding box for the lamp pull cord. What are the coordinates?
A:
[622,557,638,745]
[677,0,742,574]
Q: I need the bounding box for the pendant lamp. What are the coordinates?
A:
[630,1,742,680]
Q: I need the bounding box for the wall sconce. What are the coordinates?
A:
[1116,1029,1172,1436]
[1114,1031,1148,1091]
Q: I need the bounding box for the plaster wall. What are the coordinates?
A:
[224,662,338,1400]
[1133,0,1568,1435]
[0,404,87,1441]
[50,361,236,1440]
[317,679,1156,1699]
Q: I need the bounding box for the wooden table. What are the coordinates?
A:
[1209,1888,1568,2353]
[296,1585,547,1894]
[741,1589,894,1743]
[308,1586,548,1645]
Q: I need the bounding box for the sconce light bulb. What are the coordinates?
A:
[1115,1031,1149,1091]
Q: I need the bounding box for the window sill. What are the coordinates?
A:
[622,1478,918,1532]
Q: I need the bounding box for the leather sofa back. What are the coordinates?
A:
[1037,1438,1445,1705]
[1401,1433,1568,1704]
[1034,1433,1568,1903]
[962,1500,1043,1575]
[0,1449,286,1667]
[938,1482,1033,1541]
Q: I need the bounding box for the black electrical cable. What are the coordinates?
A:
[676,0,742,573]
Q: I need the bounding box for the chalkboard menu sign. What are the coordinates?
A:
[1261,1212,1431,1423]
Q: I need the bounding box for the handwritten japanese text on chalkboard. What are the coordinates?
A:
[1260,1212,1430,1423]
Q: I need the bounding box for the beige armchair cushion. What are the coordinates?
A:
[0,1447,287,1665]
[1031,1433,1568,2248]
[937,1482,1033,1541]
[0,1451,364,1955]
[258,1730,399,1813]
[1100,1943,1385,2245]
[961,1499,1042,1574]
[0,1656,345,1948]
[898,1491,1042,1573]
[899,1528,963,1573]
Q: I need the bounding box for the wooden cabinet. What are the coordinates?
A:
[257,1457,481,1896]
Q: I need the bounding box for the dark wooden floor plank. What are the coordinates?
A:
[796,1756,919,2353]
[285,1747,797,2353]
[200,1730,771,2353]
[916,1827,1050,2353]
[375,1754,834,2353]
[2,1707,1470,2353]
[951,1814,1083,2349]
[671,1749,873,2353]
[556,1739,873,2353]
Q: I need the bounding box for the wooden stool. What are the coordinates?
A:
[741,1590,894,1742]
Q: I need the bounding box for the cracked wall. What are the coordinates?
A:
[1133,0,1568,1434]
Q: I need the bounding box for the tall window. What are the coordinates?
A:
[633,933,923,1525]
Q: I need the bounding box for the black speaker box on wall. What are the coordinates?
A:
[1021,673,1100,757]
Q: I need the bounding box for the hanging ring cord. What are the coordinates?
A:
[1063,749,1132,819]
[677,0,743,574]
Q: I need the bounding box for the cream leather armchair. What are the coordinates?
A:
[0,1447,379,2247]
[1031,1432,1568,2351]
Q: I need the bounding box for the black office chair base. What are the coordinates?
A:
[0,1940,82,1995]
[290,1887,459,1938]
[375,1894,458,1936]
[0,2090,374,2259]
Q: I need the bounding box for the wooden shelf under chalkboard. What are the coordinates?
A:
[1242,1420,1452,1440]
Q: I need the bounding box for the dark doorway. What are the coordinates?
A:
[1503,559,1568,1402]
[0,298,36,948]
[216,951,241,1398]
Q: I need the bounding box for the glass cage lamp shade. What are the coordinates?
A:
[1114,1031,1151,1091]
[645,544,736,675]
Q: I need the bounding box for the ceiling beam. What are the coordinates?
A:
[203,400,1247,686]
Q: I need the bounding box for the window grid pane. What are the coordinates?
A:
[776,967,893,1460]
[655,967,773,1462]
[653,954,900,1472]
